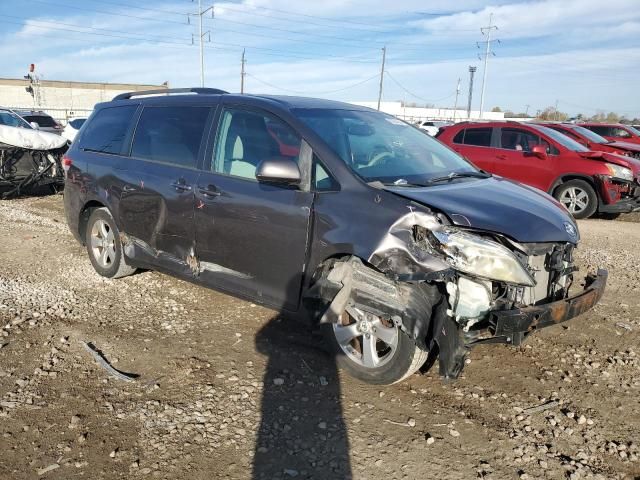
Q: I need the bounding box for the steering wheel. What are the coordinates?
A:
[366,145,393,167]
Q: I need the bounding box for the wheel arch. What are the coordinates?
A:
[78,200,107,245]
[549,174,598,197]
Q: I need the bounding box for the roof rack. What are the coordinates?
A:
[113,87,229,101]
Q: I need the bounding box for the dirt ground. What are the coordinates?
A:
[0,194,638,480]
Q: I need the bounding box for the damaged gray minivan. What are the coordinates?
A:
[64,88,607,385]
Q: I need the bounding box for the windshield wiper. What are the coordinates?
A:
[368,180,428,188]
[426,171,491,184]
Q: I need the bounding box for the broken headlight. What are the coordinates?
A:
[604,163,633,182]
[429,228,535,287]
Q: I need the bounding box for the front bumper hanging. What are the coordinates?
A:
[469,269,607,346]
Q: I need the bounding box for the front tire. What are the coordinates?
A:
[322,306,428,385]
[553,179,598,219]
[85,208,136,279]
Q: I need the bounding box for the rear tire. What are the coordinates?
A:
[322,306,428,385]
[85,208,136,279]
[553,180,598,219]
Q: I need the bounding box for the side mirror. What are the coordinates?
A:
[30,122,40,130]
[531,145,547,159]
[255,157,301,186]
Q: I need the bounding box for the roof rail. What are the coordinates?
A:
[113,87,229,101]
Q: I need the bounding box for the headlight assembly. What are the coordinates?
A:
[429,228,535,286]
[604,163,633,182]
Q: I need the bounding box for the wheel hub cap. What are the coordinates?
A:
[333,307,399,369]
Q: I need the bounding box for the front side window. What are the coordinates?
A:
[294,108,478,185]
[212,108,301,180]
[500,128,540,152]
[80,106,138,155]
[612,127,632,138]
[131,106,210,168]
[587,125,612,137]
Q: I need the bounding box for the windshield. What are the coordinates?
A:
[530,124,589,152]
[627,125,640,136]
[294,108,478,184]
[571,125,609,144]
[0,110,32,129]
[23,115,56,127]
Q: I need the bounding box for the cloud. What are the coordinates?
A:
[0,0,638,116]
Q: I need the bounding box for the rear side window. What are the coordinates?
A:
[80,106,137,155]
[131,106,210,168]
[586,125,611,137]
[457,127,493,147]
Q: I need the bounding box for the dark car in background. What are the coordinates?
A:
[437,121,640,219]
[15,110,63,135]
[63,88,606,385]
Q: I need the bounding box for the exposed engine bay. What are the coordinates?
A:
[307,208,605,381]
[0,125,68,199]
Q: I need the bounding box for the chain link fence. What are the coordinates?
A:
[7,106,94,125]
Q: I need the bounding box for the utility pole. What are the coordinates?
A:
[525,104,530,116]
[453,77,461,121]
[240,49,246,94]
[377,46,386,111]
[467,66,477,119]
[554,99,559,121]
[478,13,499,119]
[189,0,214,87]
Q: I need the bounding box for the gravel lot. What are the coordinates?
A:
[0,194,638,479]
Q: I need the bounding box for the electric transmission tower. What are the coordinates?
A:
[477,13,499,119]
[188,0,214,87]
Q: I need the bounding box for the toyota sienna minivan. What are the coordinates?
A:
[63,88,607,385]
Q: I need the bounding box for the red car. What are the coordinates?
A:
[437,121,640,219]
[580,123,640,145]
[543,123,640,160]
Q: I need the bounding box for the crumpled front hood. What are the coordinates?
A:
[384,176,579,244]
[585,150,640,173]
[609,141,640,152]
[0,125,67,150]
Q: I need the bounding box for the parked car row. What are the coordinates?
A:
[436,121,640,219]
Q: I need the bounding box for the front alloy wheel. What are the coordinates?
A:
[324,306,428,385]
[554,179,598,219]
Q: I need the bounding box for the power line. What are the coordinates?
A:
[244,72,380,95]
[384,70,456,105]
[28,0,188,26]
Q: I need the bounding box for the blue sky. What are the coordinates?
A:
[1,0,639,116]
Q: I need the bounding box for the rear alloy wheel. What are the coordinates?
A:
[554,179,598,219]
[323,306,428,385]
[85,208,136,279]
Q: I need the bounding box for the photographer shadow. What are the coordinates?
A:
[253,313,352,479]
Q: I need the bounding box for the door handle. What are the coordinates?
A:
[171,181,192,192]
[198,185,221,197]
[496,154,507,160]
[123,184,137,192]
